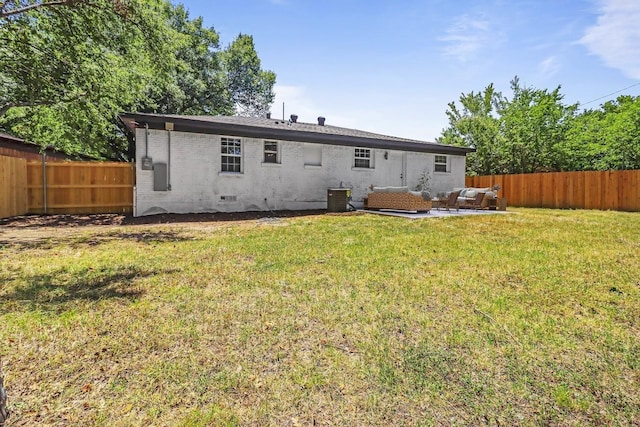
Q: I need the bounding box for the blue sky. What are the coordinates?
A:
[180,0,640,142]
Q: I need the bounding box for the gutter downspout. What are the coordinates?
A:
[132,162,137,217]
[145,123,149,158]
[167,130,172,191]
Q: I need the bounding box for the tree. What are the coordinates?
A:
[565,96,640,170]
[222,34,276,117]
[140,3,233,116]
[0,1,277,159]
[0,0,172,116]
[140,14,276,118]
[0,358,7,427]
[438,83,504,175]
[602,96,640,170]
[0,0,175,158]
[440,77,578,175]
[498,77,577,173]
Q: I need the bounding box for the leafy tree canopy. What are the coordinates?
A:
[564,96,640,171]
[439,83,503,175]
[439,77,638,174]
[222,34,276,117]
[0,0,276,159]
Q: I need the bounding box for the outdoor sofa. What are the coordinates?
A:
[366,186,432,212]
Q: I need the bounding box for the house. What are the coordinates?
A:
[119,113,473,217]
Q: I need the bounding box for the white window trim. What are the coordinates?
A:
[221,136,243,174]
[434,154,449,173]
[262,140,280,165]
[218,171,244,177]
[353,147,374,169]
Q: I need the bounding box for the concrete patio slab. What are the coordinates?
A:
[360,208,512,219]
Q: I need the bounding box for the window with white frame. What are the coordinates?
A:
[221,137,242,173]
[263,140,279,164]
[354,148,372,168]
[434,154,448,172]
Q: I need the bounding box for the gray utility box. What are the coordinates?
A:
[153,163,168,191]
[327,188,351,212]
[141,156,153,170]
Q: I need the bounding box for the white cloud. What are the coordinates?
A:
[538,55,561,78]
[580,0,640,79]
[439,14,494,62]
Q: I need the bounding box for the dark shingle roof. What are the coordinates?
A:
[0,133,98,161]
[120,113,473,156]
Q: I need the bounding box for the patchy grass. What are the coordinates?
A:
[1,209,639,426]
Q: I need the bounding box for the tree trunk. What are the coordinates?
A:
[0,362,8,427]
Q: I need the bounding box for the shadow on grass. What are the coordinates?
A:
[1,264,173,311]
[0,230,193,251]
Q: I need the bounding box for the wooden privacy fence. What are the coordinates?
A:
[1,155,28,218]
[26,161,134,215]
[466,170,640,212]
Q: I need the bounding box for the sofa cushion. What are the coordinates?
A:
[371,186,388,193]
[373,186,408,193]
[387,186,409,193]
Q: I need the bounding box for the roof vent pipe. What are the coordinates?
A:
[317,116,325,126]
[290,114,298,123]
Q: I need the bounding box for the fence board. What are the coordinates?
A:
[604,171,619,211]
[467,170,640,211]
[0,155,28,218]
[540,173,555,208]
[27,161,134,214]
[619,170,640,211]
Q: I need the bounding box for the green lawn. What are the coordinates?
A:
[1,209,639,426]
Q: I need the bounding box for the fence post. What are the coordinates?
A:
[42,152,47,214]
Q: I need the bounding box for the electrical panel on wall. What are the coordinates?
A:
[153,163,168,191]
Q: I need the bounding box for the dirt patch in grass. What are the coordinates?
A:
[0,210,362,250]
[0,210,330,229]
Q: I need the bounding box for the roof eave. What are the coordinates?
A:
[120,113,474,156]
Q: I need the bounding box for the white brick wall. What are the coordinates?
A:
[134,128,467,216]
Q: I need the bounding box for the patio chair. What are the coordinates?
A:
[442,190,460,211]
[465,191,486,210]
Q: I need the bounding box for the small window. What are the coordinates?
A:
[354,148,372,168]
[221,137,242,173]
[435,155,448,172]
[264,141,278,163]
